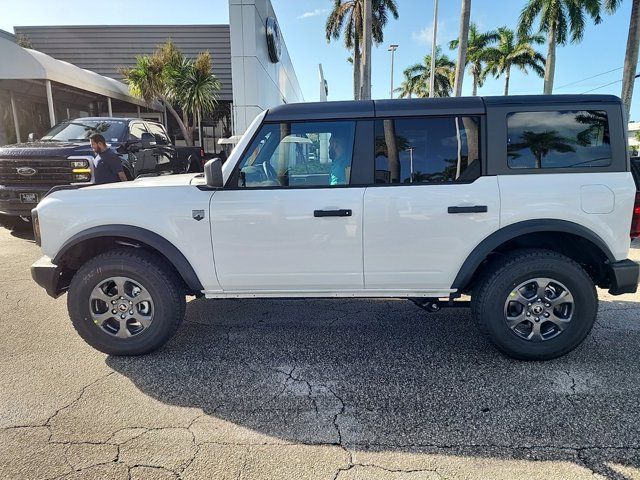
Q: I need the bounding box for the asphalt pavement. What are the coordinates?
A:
[1,225,640,480]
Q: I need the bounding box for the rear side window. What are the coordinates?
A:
[507,111,611,169]
[374,117,481,184]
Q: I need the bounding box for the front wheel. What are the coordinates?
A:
[472,249,598,361]
[67,248,186,355]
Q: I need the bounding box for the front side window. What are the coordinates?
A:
[507,110,611,169]
[146,123,169,145]
[374,117,481,184]
[236,121,356,188]
[129,123,147,141]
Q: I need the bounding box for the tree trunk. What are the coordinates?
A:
[383,119,400,182]
[504,66,511,96]
[161,98,193,146]
[472,71,478,96]
[360,0,373,100]
[461,116,479,167]
[182,109,194,146]
[543,22,557,94]
[453,0,471,97]
[353,35,361,100]
[622,0,640,119]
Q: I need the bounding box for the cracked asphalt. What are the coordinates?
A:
[1,226,640,480]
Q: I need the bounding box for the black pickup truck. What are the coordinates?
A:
[0,117,200,228]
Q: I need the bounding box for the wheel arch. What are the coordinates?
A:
[53,225,203,294]
[453,219,615,293]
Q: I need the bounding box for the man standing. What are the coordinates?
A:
[89,133,127,184]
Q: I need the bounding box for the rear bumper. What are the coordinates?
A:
[608,259,640,295]
[31,256,64,298]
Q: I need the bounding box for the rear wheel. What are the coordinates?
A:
[67,248,186,355]
[472,249,597,360]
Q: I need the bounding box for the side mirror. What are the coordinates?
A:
[28,133,37,142]
[204,158,223,188]
[140,132,156,150]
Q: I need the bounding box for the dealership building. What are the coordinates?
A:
[0,0,303,151]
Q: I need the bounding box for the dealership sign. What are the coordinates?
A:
[266,17,281,63]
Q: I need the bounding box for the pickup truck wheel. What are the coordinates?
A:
[67,248,186,355]
[472,249,597,361]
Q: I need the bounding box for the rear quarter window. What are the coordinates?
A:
[507,110,611,169]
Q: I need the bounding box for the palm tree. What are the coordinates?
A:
[450,23,500,96]
[518,0,605,94]
[396,47,455,98]
[395,69,419,98]
[484,27,545,95]
[509,130,576,168]
[121,41,220,146]
[453,0,472,96]
[175,52,221,139]
[615,0,640,119]
[325,0,399,100]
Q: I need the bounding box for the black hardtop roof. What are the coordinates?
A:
[265,94,622,122]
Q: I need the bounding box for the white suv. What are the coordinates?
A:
[31,95,640,360]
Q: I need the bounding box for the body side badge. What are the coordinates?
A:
[192,210,205,221]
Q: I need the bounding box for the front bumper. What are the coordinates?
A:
[0,185,51,216]
[31,256,65,298]
[608,259,640,295]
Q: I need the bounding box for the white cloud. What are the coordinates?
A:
[298,8,327,20]
[412,20,450,48]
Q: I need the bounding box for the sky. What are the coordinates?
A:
[1,0,638,119]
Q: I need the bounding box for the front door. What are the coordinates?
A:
[210,119,365,292]
[363,116,500,291]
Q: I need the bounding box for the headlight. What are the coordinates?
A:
[70,160,89,168]
[32,210,41,246]
[73,173,91,182]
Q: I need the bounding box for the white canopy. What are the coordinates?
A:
[0,36,150,107]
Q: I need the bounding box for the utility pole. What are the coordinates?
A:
[429,0,439,98]
[388,44,398,99]
[361,0,373,100]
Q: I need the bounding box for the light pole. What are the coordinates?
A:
[429,0,439,98]
[388,44,398,99]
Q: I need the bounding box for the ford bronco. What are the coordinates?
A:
[30,95,640,360]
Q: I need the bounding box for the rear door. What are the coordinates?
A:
[363,115,500,291]
[210,119,367,292]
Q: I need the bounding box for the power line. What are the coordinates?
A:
[555,66,624,90]
[555,60,640,91]
[580,72,640,94]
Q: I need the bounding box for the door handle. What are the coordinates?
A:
[314,209,352,217]
[447,205,488,214]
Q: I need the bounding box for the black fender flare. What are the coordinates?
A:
[53,224,203,292]
[451,219,616,291]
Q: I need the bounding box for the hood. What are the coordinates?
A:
[0,141,98,158]
[86,173,203,190]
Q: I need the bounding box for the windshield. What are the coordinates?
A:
[40,120,127,143]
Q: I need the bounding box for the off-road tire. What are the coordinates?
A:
[67,248,186,355]
[472,249,597,361]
